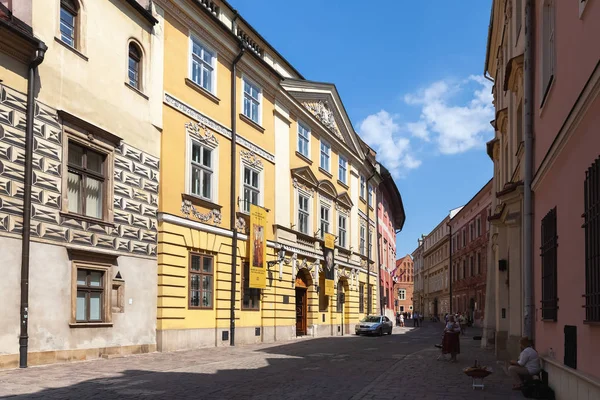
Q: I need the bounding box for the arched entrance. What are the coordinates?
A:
[295,269,312,336]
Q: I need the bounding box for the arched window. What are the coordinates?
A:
[128,42,142,89]
[60,0,79,47]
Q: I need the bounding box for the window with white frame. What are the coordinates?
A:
[360,175,366,199]
[338,156,347,184]
[360,224,366,255]
[243,78,261,124]
[320,141,331,172]
[368,184,374,207]
[297,122,310,158]
[368,230,373,259]
[320,205,330,238]
[190,141,213,200]
[338,214,347,248]
[190,36,216,93]
[398,288,406,300]
[298,193,310,234]
[242,166,260,213]
[541,0,555,103]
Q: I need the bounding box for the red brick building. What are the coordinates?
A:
[449,179,492,327]
[393,255,414,315]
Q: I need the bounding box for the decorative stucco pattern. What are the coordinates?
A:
[0,84,159,256]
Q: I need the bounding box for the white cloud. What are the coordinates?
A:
[404,75,494,154]
[357,111,421,177]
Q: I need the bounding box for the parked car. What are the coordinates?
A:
[355,315,393,336]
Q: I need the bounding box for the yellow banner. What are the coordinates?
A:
[249,204,267,289]
[323,233,335,296]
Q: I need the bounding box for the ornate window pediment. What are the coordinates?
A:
[291,166,319,189]
[504,54,524,94]
[336,192,353,211]
[318,179,338,199]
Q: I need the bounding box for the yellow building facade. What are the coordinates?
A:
[154,0,380,350]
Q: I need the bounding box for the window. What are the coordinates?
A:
[191,37,216,93]
[470,256,474,277]
[67,142,106,220]
[298,194,310,234]
[320,205,330,238]
[541,207,558,321]
[338,215,347,248]
[368,185,374,207]
[320,141,331,172]
[359,283,365,313]
[398,289,406,300]
[477,253,481,275]
[297,122,310,158]
[243,78,261,124]
[75,269,105,322]
[584,157,600,322]
[477,217,481,237]
[189,253,213,309]
[128,42,142,90]
[368,230,373,259]
[190,141,213,200]
[360,224,366,255]
[517,101,523,144]
[462,230,466,246]
[60,0,78,47]
[360,175,366,199]
[338,156,347,184]
[541,0,555,103]
[242,167,260,213]
[242,262,260,310]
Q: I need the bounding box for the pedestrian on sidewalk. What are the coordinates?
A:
[399,313,404,327]
[508,337,541,390]
[396,312,400,327]
[441,315,461,362]
[413,311,419,327]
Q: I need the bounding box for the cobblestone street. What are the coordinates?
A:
[0,322,524,399]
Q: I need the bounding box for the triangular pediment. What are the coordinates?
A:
[291,166,319,188]
[337,192,353,210]
[318,180,338,199]
[281,79,364,158]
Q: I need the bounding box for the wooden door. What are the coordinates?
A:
[295,288,307,336]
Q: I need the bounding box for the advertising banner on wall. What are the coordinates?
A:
[249,204,267,289]
[323,233,335,296]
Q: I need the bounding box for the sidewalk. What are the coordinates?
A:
[352,324,525,400]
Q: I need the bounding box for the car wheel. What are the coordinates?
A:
[387,327,392,335]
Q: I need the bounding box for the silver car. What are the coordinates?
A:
[355,315,393,336]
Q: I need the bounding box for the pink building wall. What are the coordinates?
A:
[532,0,600,380]
[378,194,397,312]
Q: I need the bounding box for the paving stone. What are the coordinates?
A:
[0,323,523,399]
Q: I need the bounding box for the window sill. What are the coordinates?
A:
[124,82,149,100]
[583,321,600,326]
[360,197,367,204]
[318,167,332,179]
[54,37,88,61]
[69,322,113,328]
[295,151,312,165]
[239,113,265,133]
[241,307,261,312]
[182,193,222,210]
[337,180,349,190]
[185,78,220,104]
[60,212,115,228]
[188,306,214,310]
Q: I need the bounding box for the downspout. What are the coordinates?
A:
[20,42,47,368]
[523,0,534,340]
[229,11,245,345]
[448,223,453,314]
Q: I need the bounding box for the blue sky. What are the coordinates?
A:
[234,0,495,257]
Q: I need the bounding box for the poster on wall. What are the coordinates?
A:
[323,233,335,296]
[249,204,267,289]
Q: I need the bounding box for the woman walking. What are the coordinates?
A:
[442,315,461,362]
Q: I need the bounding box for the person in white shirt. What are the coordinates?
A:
[508,337,541,390]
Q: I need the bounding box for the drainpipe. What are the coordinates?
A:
[20,42,47,369]
[229,18,245,345]
[448,223,453,314]
[523,0,534,340]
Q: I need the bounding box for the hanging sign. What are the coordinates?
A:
[323,232,335,296]
[249,204,267,289]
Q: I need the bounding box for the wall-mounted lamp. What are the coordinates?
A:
[268,248,286,280]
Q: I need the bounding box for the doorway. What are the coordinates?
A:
[295,269,311,336]
[295,287,307,336]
